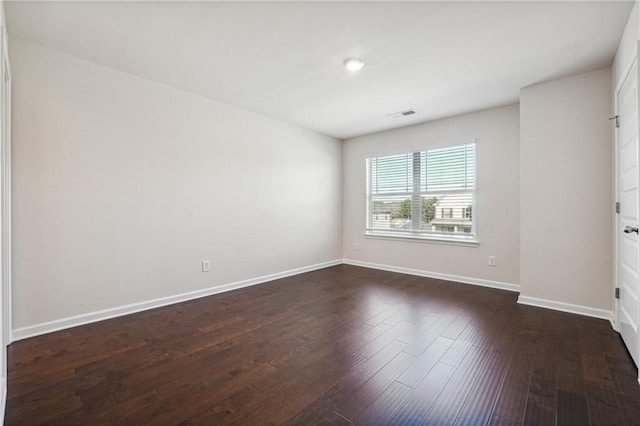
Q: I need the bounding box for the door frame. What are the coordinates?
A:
[2,26,11,347]
[0,24,10,419]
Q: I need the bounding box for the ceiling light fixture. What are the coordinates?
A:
[343,58,364,72]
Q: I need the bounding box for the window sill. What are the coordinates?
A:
[364,231,480,247]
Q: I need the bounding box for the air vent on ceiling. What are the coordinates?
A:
[387,109,416,119]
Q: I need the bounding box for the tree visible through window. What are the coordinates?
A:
[366,143,476,238]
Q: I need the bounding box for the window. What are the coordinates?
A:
[463,206,472,219]
[366,143,476,242]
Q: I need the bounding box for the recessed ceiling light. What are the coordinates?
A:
[343,58,364,72]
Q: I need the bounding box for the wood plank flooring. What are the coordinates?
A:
[5,265,640,425]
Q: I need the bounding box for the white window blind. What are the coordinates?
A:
[366,143,476,239]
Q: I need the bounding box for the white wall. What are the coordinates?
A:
[520,68,613,311]
[342,104,520,286]
[10,38,342,332]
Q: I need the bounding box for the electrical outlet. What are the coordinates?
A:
[202,260,211,272]
[488,256,497,267]
[355,242,360,251]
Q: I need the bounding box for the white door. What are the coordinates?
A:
[616,57,640,368]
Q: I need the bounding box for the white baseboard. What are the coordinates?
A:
[11,259,343,342]
[342,258,520,293]
[517,295,613,322]
[11,259,618,342]
[609,312,617,331]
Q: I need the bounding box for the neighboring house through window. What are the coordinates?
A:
[366,142,476,242]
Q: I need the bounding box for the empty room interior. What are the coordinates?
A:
[3,0,640,424]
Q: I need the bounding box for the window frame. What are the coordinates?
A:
[364,142,479,247]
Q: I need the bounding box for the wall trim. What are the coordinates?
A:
[609,311,618,331]
[11,259,343,342]
[517,295,613,322]
[342,258,520,293]
[13,260,620,343]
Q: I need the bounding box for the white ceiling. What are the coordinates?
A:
[4,1,634,139]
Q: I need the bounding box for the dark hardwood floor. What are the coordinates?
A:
[5,264,640,425]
